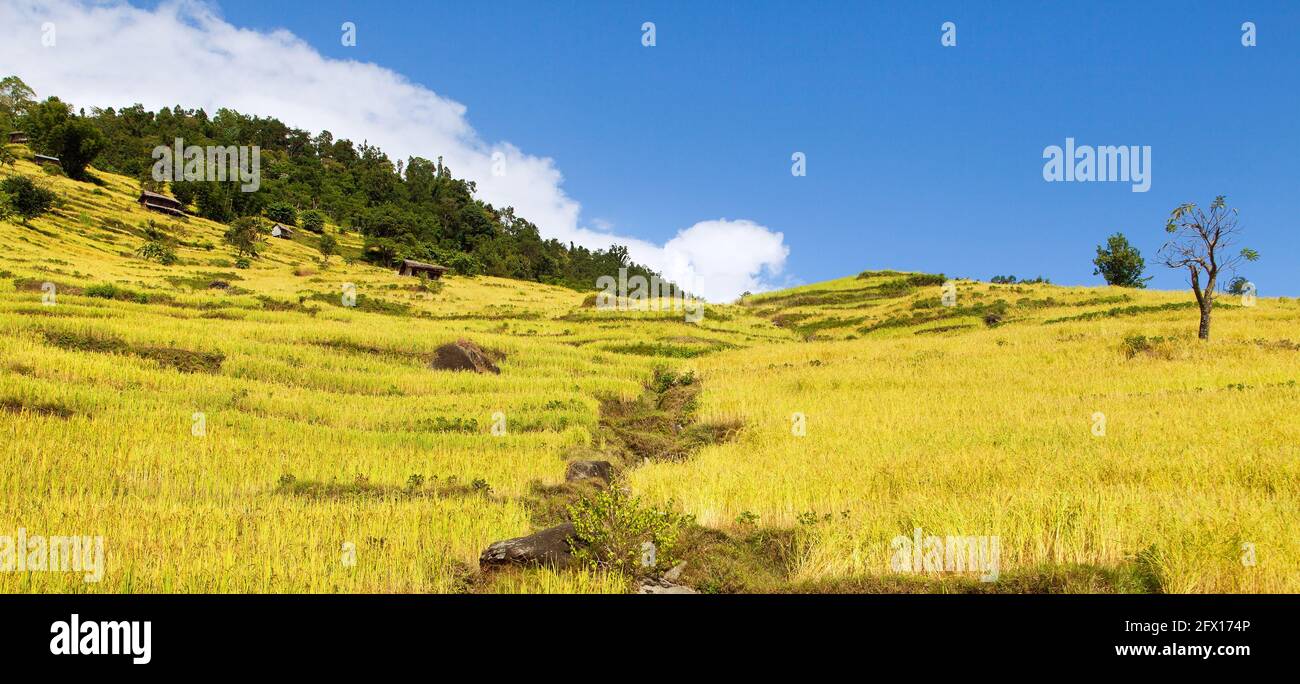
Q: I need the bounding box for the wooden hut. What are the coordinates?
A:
[397,259,449,279]
[33,154,61,168]
[7,131,28,144]
[138,190,186,217]
[270,223,294,239]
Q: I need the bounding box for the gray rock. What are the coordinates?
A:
[479,523,576,570]
[565,460,613,483]
[638,577,698,594]
[663,561,687,583]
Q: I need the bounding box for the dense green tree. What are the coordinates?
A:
[265,201,297,226]
[300,209,326,233]
[1092,232,1151,288]
[0,76,36,134]
[48,117,106,181]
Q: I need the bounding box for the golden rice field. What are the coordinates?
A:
[2,149,1297,593]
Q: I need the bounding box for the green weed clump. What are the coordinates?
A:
[568,487,690,579]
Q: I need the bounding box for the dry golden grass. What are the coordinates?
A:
[2,152,1296,593]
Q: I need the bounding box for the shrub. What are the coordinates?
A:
[300,209,326,233]
[135,240,177,265]
[446,251,483,276]
[0,175,56,224]
[650,366,696,394]
[1121,333,1169,359]
[135,221,177,265]
[84,283,150,303]
[567,487,689,579]
[415,273,443,294]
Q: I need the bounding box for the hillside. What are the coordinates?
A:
[2,152,1297,593]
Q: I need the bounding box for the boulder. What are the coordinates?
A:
[565,460,613,483]
[479,523,576,570]
[432,339,500,374]
[638,577,697,594]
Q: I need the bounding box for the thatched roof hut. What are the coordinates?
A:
[139,189,185,217]
[397,259,449,279]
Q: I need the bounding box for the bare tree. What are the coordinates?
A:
[1159,196,1259,340]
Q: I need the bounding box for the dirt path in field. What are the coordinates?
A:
[476,367,741,593]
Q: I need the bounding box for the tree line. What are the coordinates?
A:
[0,75,662,291]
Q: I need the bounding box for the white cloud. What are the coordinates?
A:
[0,0,789,301]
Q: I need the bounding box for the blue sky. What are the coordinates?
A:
[56,2,1300,294]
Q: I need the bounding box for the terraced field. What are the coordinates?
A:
[2,149,1297,593]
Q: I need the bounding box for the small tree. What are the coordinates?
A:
[0,175,56,225]
[224,216,266,258]
[318,232,337,267]
[300,209,326,233]
[1092,232,1151,288]
[1159,196,1259,340]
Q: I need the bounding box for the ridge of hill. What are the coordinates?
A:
[2,152,1298,593]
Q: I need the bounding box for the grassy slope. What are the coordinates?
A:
[2,149,1296,592]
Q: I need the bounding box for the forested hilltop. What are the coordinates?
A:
[0,75,660,290]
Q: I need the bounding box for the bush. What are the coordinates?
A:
[446,251,483,276]
[568,487,689,579]
[84,283,150,303]
[0,175,56,224]
[1121,333,1168,359]
[135,240,177,265]
[300,209,326,233]
[135,221,177,265]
